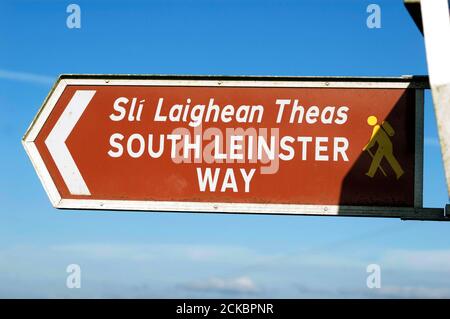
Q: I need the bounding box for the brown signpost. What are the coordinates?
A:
[22,75,446,220]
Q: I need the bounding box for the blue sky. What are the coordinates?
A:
[0,0,449,298]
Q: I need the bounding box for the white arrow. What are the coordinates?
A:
[45,90,96,195]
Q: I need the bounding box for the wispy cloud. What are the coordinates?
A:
[0,69,54,85]
[375,285,450,299]
[180,276,260,295]
[294,284,450,299]
[50,243,255,263]
[381,249,450,273]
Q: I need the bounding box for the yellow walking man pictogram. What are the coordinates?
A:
[363,115,404,179]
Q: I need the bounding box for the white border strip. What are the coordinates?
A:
[22,140,61,206]
[58,199,444,220]
[64,78,418,89]
[26,80,68,142]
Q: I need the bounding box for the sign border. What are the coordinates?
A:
[23,74,445,221]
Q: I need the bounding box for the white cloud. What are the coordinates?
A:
[181,276,259,295]
[0,69,54,85]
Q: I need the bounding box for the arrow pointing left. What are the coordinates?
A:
[45,90,96,195]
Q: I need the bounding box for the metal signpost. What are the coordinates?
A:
[22,75,447,220]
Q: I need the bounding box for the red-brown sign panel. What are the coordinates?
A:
[23,75,424,216]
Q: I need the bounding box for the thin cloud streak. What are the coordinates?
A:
[0,69,54,85]
[180,276,260,295]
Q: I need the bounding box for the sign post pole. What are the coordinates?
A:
[404,0,450,199]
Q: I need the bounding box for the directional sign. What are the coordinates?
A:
[23,75,440,219]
